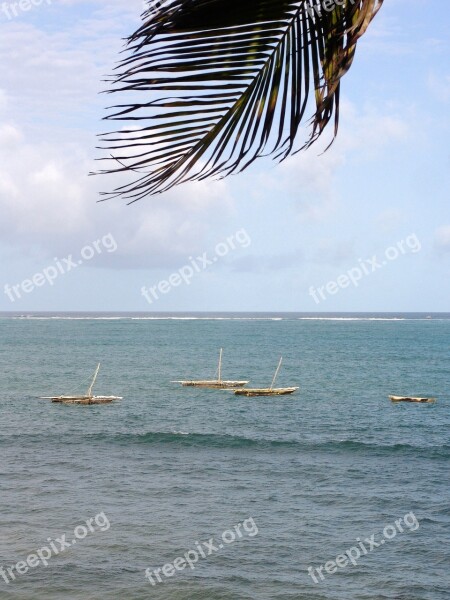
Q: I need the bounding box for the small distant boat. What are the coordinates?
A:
[173,348,248,389]
[389,395,436,404]
[234,357,298,397]
[40,363,122,404]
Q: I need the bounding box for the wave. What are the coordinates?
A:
[95,434,450,459]
[5,314,447,322]
[123,434,450,457]
[4,431,448,457]
[9,316,285,321]
[130,317,284,321]
[10,316,124,321]
[297,317,408,321]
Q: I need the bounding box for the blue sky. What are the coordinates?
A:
[0,0,448,312]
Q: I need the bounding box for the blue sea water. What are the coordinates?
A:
[0,313,449,599]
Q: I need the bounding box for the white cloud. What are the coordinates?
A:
[274,146,343,221]
[337,99,410,154]
[0,123,23,145]
[0,89,8,112]
[0,119,234,267]
[250,100,410,222]
[428,73,450,103]
[435,226,450,254]
[0,5,238,269]
[375,209,404,232]
[0,5,143,130]
[312,239,355,266]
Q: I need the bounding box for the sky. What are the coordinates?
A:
[0,0,448,312]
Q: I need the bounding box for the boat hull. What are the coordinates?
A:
[175,380,248,389]
[389,395,435,403]
[46,396,122,405]
[234,387,299,397]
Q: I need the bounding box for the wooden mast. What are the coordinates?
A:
[270,357,283,390]
[87,363,101,397]
[218,348,223,383]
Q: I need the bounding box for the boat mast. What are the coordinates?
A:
[87,363,101,397]
[218,348,223,383]
[270,357,283,390]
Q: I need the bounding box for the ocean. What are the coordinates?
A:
[0,313,449,599]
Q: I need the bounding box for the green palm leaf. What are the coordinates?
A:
[97,0,383,202]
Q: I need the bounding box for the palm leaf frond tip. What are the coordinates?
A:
[96,0,384,201]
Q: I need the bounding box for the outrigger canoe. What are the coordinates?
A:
[173,348,248,389]
[389,395,436,404]
[233,357,298,397]
[40,364,122,405]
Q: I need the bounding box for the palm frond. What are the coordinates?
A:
[96,0,383,202]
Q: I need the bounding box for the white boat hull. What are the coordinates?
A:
[389,395,435,404]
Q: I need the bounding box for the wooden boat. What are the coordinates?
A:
[173,348,248,389]
[389,395,436,404]
[235,387,299,397]
[234,357,298,397]
[40,364,122,404]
